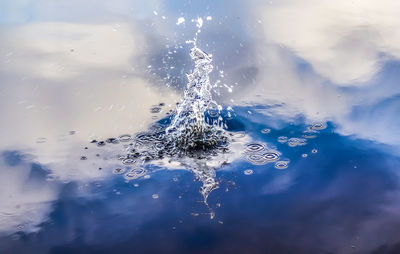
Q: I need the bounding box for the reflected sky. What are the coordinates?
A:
[1,1,400,253]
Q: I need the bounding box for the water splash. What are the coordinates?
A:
[90,20,231,203]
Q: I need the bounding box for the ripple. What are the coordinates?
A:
[277,136,288,143]
[96,141,106,147]
[150,106,162,113]
[262,151,280,162]
[246,153,269,165]
[118,134,132,142]
[309,122,326,130]
[122,158,136,165]
[244,143,266,154]
[106,138,119,144]
[274,161,289,169]
[243,169,254,175]
[288,138,307,147]
[261,128,271,134]
[124,167,147,180]
[113,168,126,175]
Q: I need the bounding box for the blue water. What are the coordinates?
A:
[1,107,400,254]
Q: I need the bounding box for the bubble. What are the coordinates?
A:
[245,153,268,165]
[244,169,253,175]
[275,161,289,169]
[122,158,136,165]
[113,168,126,175]
[312,149,318,153]
[106,138,119,144]
[124,168,147,180]
[309,122,326,130]
[96,141,106,147]
[80,156,87,160]
[150,106,162,113]
[262,151,280,162]
[288,138,307,147]
[118,134,132,142]
[261,128,271,134]
[277,136,288,143]
[244,143,266,154]
[143,175,151,179]
[302,153,308,158]
[152,194,159,199]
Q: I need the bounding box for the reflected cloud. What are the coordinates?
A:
[0,153,59,236]
[257,0,400,85]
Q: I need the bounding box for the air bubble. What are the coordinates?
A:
[312,149,318,153]
[152,194,159,199]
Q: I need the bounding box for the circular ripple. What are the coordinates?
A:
[262,151,280,162]
[277,136,288,143]
[261,128,271,134]
[96,141,106,147]
[244,143,266,154]
[106,138,119,144]
[150,106,162,113]
[275,161,289,169]
[309,122,326,130]
[113,168,126,175]
[245,153,268,165]
[288,138,307,147]
[118,134,132,142]
[122,158,136,165]
[244,169,254,175]
[124,167,147,180]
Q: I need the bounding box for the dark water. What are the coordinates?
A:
[2,0,400,254]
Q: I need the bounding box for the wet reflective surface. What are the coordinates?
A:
[1,1,400,253]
